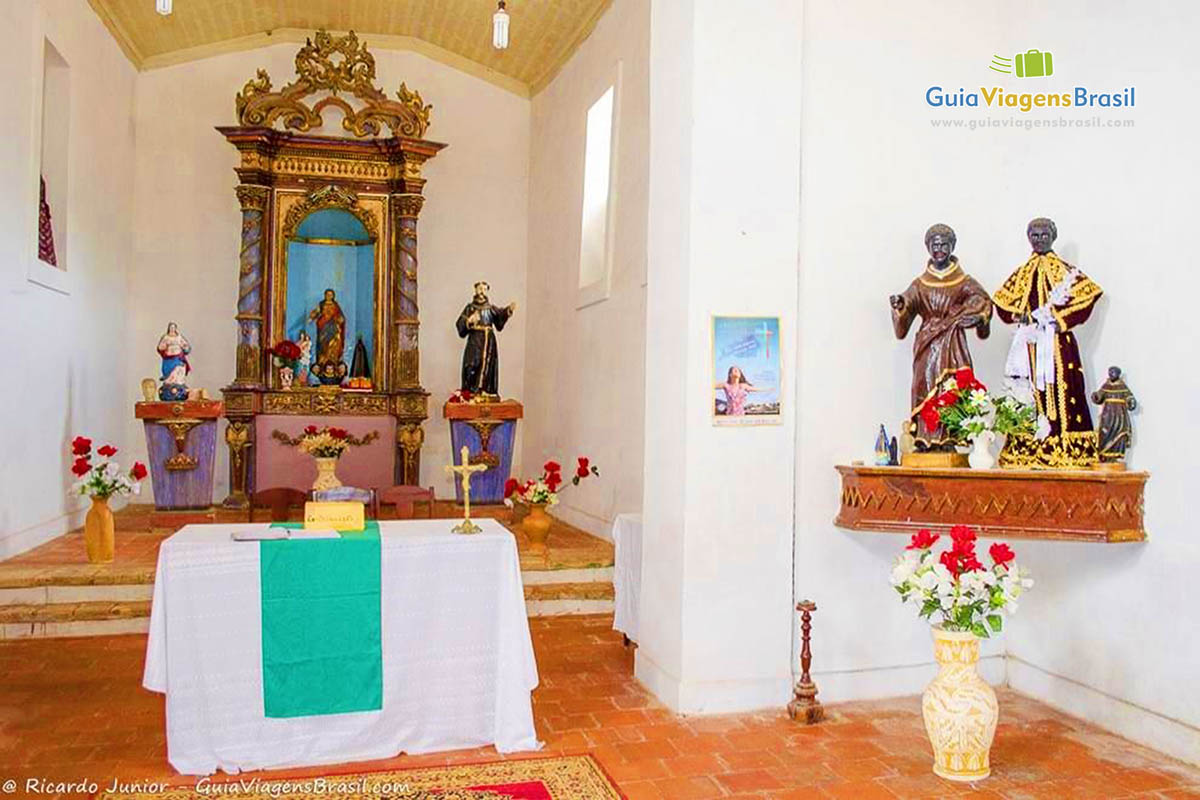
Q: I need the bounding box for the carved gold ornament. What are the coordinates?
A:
[159,419,202,471]
[235,185,270,211]
[235,30,433,138]
[282,184,379,241]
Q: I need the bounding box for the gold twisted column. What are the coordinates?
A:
[392,193,424,389]
[234,185,270,387]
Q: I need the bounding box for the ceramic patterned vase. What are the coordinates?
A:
[84,496,115,564]
[522,504,552,551]
[922,626,998,782]
[312,457,343,491]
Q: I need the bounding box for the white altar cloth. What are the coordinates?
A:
[143,519,540,775]
[611,513,643,642]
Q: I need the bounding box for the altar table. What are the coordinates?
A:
[143,519,540,775]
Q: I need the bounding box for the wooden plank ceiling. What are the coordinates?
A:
[87,0,613,95]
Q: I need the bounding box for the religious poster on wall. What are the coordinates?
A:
[711,315,782,426]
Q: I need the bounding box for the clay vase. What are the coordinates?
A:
[312,457,343,491]
[922,626,998,782]
[522,504,552,552]
[84,496,115,564]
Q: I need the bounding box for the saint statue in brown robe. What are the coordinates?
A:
[890,224,993,450]
[994,218,1102,468]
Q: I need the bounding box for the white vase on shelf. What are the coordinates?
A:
[967,431,996,470]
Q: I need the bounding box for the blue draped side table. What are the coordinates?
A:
[443,400,523,504]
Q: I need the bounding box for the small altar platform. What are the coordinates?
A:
[835,464,1148,543]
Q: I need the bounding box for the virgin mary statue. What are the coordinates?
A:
[156,322,191,400]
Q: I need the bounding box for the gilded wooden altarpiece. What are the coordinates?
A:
[217,31,446,506]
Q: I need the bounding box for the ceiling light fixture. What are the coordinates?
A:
[156,0,172,16]
[492,1,510,50]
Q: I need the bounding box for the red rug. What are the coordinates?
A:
[97,755,623,799]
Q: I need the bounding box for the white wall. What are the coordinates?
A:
[638,0,801,713]
[796,0,1199,764]
[0,0,136,556]
[523,0,649,538]
[126,43,530,498]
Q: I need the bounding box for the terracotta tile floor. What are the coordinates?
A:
[1,615,1198,799]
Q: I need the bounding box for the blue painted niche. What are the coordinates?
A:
[284,209,376,384]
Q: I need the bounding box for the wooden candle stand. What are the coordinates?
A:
[788,600,825,724]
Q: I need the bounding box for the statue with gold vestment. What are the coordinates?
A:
[890,224,993,450]
[994,218,1103,468]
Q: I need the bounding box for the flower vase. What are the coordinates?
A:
[84,496,115,564]
[922,626,998,782]
[968,432,996,470]
[312,456,343,491]
[279,366,294,390]
[522,503,552,552]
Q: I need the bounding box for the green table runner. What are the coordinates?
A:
[259,522,382,718]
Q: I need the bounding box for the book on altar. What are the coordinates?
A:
[230,528,341,541]
[231,529,290,541]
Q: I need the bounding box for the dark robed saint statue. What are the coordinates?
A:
[994,218,1103,468]
[1092,366,1137,467]
[890,224,994,450]
[457,281,516,397]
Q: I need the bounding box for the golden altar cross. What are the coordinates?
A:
[445,445,487,534]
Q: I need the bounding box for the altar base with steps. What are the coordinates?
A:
[0,502,614,638]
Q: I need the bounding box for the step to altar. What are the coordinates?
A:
[0,572,614,638]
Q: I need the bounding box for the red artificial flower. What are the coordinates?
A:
[950,525,976,545]
[938,549,962,578]
[989,542,1015,567]
[272,341,301,361]
[303,425,319,436]
[906,529,940,550]
[504,478,520,499]
[954,367,986,392]
[71,457,92,477]
[578,457,590,470]
[547,473,562,492]
[935,390,959,408]
[329,428,348,440]
[920,402,942,431]
[97,445,117,457]
[72,436,92,456]
[962,556,985,573]
[543,460,561,474]
[130,461,148,481]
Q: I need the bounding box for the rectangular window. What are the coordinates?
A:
[33,37,70,285]
[577,79,618,307]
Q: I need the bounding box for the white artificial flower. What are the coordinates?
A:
[890,560,915,587]
[1004,377,1034,405]
[1035,415,1051,440]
